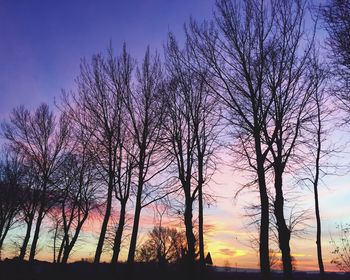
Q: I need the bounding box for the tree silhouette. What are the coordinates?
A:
[61,46,133,263]
[2,104,70,261]
[0,152,23,258]
[136,226,186,264]
[163,35,221,271]
[126,48,170,264]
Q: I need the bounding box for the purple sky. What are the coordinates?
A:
[0,0,213,118]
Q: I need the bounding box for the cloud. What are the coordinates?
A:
[217,248,247,258]
[219,248,235,256]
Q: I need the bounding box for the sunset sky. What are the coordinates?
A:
[0,0,349,272]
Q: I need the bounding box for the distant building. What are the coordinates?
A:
[205,252,213,266]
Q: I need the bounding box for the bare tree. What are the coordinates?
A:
[2,103,70,261]
[136,226,186,264]
[243,194,311,274]
[187,63,222,267]
[330,223,350,272]
[17,168,40,260]
[0,151,23,258]
[61,45,133,263]
[260,1,317,277]
[297,52,336,276]
[309,69,326,277]
[110,127,135,263]
[186,1,317,278]
[102,47,136,264]
[163,36,221,271]
[126,48,171,264]
[322,0,350,119]
[186,0,278,276]
[55,147,99,264]
[162,60,197,269]
[48,211,62,263]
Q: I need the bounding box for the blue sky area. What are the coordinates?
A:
[0,0,213,117]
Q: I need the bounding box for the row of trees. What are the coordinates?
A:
[1,0,350,279]
[0,40,221,268]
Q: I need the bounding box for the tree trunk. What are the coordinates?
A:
[61,245,71,264]
[19,218,33,260]
[184,197,196,267]
[29,182,48,262]
[94,179,113,263]
[57,233,67,263]
[314,182,324,276]
[0,222,4,249]
[0,219,11,254]
[0,230,6,259]
[127,189,142,264]
[255,138,270,279]
[61,237,71,264]
[52,222,59,263]
[314,94,324,277]
[198,173,205,266]
[111,201,127,263]
[61,215,87,264]
[274,168,293,279]
[29,210,44,262]
[257,168,270,279]
[127,152,145,264]
[58,203,74,263]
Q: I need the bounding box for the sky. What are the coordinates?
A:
[0,0,213,117]
[0,0,349,272]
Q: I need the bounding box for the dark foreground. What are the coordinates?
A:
[0,259,348,280]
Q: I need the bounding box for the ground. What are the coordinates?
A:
[0,259,348,280]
